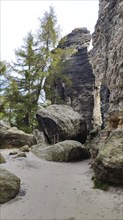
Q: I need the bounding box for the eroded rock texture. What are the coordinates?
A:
[0,122,36,149]
[36,104,87,144]
[90,0,123,185]
[47,28,95,131]
[0,168,20,204]
[90,0,123,130]
[93,130,123,185]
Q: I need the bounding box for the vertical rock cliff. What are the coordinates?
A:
[47,28,95,131]
[91,0,123,130]
[90,0,123,184]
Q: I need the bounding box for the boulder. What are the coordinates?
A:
[93,130,123,185]
[9,151,18,156]
[0,168,20,204]
[20,145,30,152]
[31,140,90,162]
[14,152,27,158]
[0,152,6,164]
[36,104,87,144]
[0,123,37,149]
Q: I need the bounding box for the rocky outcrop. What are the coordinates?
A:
[0,122,37,149]
[90,0,123,130]
[93,130,123,185]
[46,28,95,131]
[90,0,123,185]
[0,168,20,204]
[31,140,90,162]
[36,104,87,144]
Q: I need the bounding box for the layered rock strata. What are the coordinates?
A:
[47,28,95,131]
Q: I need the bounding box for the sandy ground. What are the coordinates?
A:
[0,149,123,220]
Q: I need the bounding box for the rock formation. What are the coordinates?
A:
[0,168,20,204]
[93,130,123,185]
[90,0,123,130]
[90,0,123,184]
[31,140,90,162]
[46,28,95,131]
[0,122,37,149]
[36,104,87,144]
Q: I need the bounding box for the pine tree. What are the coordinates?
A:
[0,7,61,132]
[38,6,60,52]
[0,6,73,132]
[9,31,47,132]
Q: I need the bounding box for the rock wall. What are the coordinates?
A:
[90,0,123,130]
[47,28,95,132]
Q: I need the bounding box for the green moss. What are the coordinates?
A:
[93,178,109,191]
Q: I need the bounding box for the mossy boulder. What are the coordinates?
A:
[0,168,20,204]
[93,130,123,184]
[31,140,90,162]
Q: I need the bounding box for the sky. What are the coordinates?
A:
[1,0,99,62]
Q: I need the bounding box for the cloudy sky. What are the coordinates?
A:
[1,0,99,62]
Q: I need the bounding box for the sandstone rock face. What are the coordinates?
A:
[31,140,90,162]
[0,168,20,204]
[90,0,123,130]
[47,28,95,131]
[0,122,37,149]
[36,105,87,144]
[90,0,123,185]
[33,129,47,144]
[93,130,123,184]
[90,129,110,159]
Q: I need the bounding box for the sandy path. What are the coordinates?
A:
[0,149,123,220]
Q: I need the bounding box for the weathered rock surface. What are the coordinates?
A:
[46,28,95,131]
[31,140,90,162]
[93,130,123,184]
[90,129,110,159]
[90,0,123,185]
[33,129,47,144]
[20,145,30,152]
[36,104,87,144]
[90,0,123,130]
[0,168,20,204]
[14,152,27,158]
[0,122,37,149]
[0,152,6,164]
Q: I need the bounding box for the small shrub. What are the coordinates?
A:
[93,178,109,191]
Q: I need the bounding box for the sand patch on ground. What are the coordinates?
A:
[0,149,123,220]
